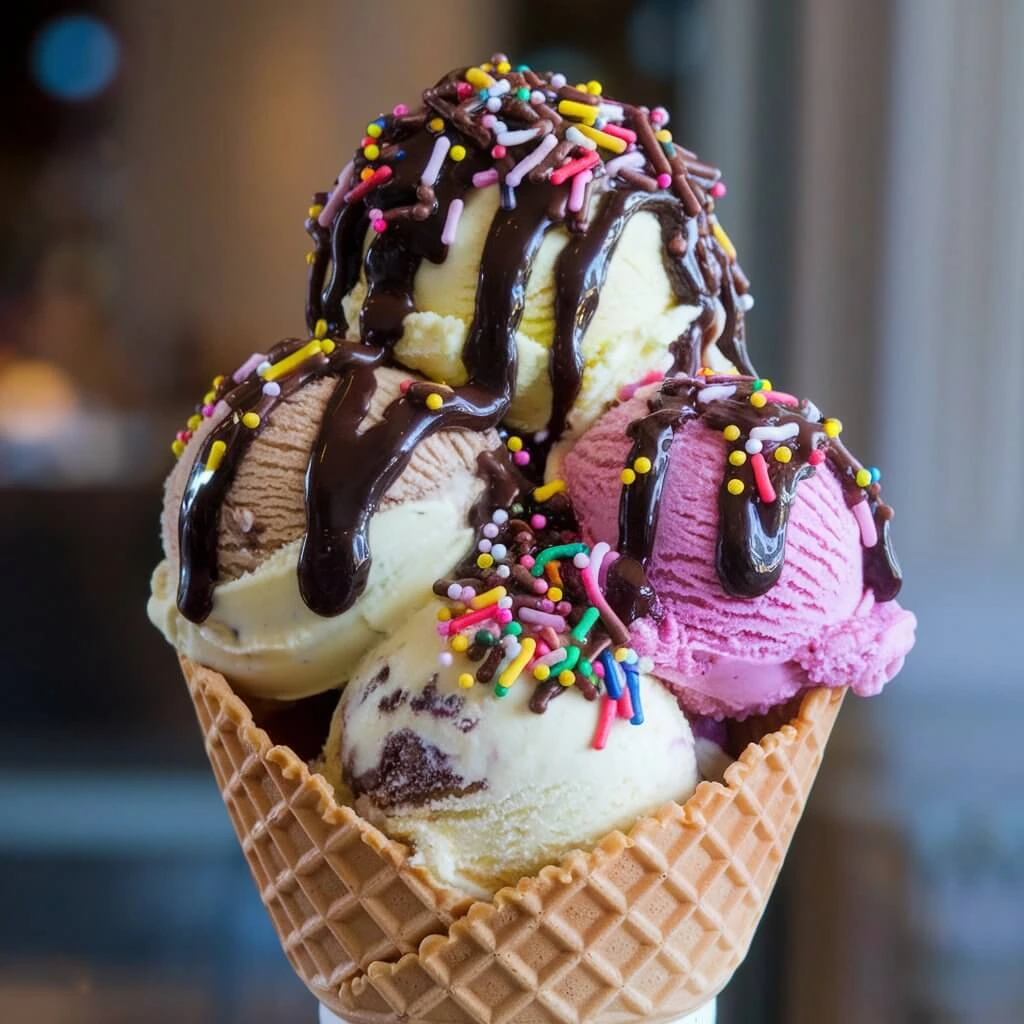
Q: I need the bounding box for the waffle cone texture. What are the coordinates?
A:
[182,656,843,1023]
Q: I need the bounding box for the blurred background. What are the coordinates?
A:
[2,0,1021,1022]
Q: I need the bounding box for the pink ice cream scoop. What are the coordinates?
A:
[562,375,916,719]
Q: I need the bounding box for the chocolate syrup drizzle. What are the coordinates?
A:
[176,62,751,623]
[616,376,902,604]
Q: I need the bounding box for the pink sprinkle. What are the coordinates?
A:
[492,145,507,159]
[540,599,555,613]
[202,404,215,417]
[481,114,497,129]
[393,103,409,116]
[175,430,190,443]
[656,172,672,189]
[472,168,499,189]
[372,218,388,233]
[513,451,530,466]
[750,452,777,503]
[519,555,535,569]
[530,514,547,530]
[232,352,266,383]
[368,207,383,220]
[602,123,636,144]
[808,449,826,466]
[592,695,617,750]
[456,82,473,100]
[534,641,551,658]
[761,390,799,407]
[441,198,464,245]
[556,601,572,617]
[853,499,878,547]
[496,609,513,625]
[519,608,567,631]
[617,690,634,720]
[532,579,548,595]
[710,181,727,198]
[651,106,669,126]
[568,169,593,213]
[399,379,412,393]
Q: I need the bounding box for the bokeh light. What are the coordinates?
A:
[30,13,119,102]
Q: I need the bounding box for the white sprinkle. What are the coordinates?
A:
[446,584,462,600]
[534,429,549,443]
[262,381,281,397]
[256,361,271,377]
[597,102,624,122]
[460,586,476,602]
[530,90,545,105]
[420,135,451,187]
[440,198,464,246]
[638,656,654,673]
[750,422,800,443]
[745,438,764,454]
[505,134,558,187]
[566,126,597,151]
[488,79,511,97]
[697,383,737,404]
[492,120,508,135]
[551,73,567,88]
[496,564,511,579]
[604,150,646,177]
[739,293,755,312]
[572,553,590,569]
[491,509,509,525]
[491,543,508,560]
[486,96,502,113]
[803,399,821,421]
[439,651,453,666]
[482,523,499,539]
[496,127,540,147]
[478,539,492,553]
[497,596,514,610]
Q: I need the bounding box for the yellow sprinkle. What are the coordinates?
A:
[533,479,566,502]
[575,122,627,153]
[855,468,872,487]
[262,340,323,382]
[450,144,466,162]
[320,339,336,355]
[729,450,747,466]
[759,378,773,391]
[613,647,629,662]
[774,446,793,464]
[620,468,637,485]
[308,204,323,219]
[575,82,587,92]
[428,116,445,133]
[723,424,741,441]
[824,418,843,438]
[186,415,202,431]
[360,167,374,181]
[363,144,380,161]
[712,220,737,262]
[437,607,452,621]
[476,553,494,569]
[313,318,328,339]
[203,390,216,405]
[548,587,563,603]
[465,67,494,89]
[498,637,537,689]
[533,664,551,681]
[496,61,511,74]
[366,123,383,138]
[306,251,316,265]
[506,435,523,452]
[205,440,227,472]
[727,478,745,496]
[481,62,494,72]
[450,634,469,653]
[212,375,225,387]
[750,392,768,408]
[171,439,185,458]
[458,673,475,689]
[557,99,598,124]
[241,412,260,429]
[655,128,673,143]
[587,80,602,95]
[425,393,444,411]
[634,456,653,475]
[558,669,576,687]
[470,586,506,610]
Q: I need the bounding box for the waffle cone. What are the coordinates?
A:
[182,656,843,1022]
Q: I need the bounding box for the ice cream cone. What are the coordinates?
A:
[182,655,843,1022]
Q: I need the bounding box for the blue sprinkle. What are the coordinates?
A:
[869,467,881,483]
[394,149,406,160]
[624,666,644,726]
[599,652,623,700]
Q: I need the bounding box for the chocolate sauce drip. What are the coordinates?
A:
[616,376,902,601]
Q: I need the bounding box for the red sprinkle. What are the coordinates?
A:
[550,150,600,186]
[761,390,799,407]
[399,379,412,394]
[456,83,473,100]
[343,164,393,204]
[750,452,777,503]
[603,123,637,144]
[808,449,826,466]
[617,690,634,720]
[710,181,728,198]
[592,695,617,750]
[491,145,507,159]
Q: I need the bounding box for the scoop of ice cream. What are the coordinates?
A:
[149,358,503,700]
[308,60,754,457]
[563,375,916,718]
[322,603,699,897]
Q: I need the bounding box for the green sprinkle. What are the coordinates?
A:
[474,630,497,646]
[579,659,594,677]
[516,64,531,72]
[530,542,588,577]
[502,621,523,637]
[494,683,510,698]
[561,645,581,672]
[516,87,531,101]
[571,606,601,642]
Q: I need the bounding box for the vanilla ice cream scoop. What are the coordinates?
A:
[322,603,699,897]
[149,349,511,700]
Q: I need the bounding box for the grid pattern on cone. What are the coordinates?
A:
[182,658,470,1014]
[336,688,844,1024]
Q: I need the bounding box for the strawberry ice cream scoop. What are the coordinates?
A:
[562,375,916,719]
